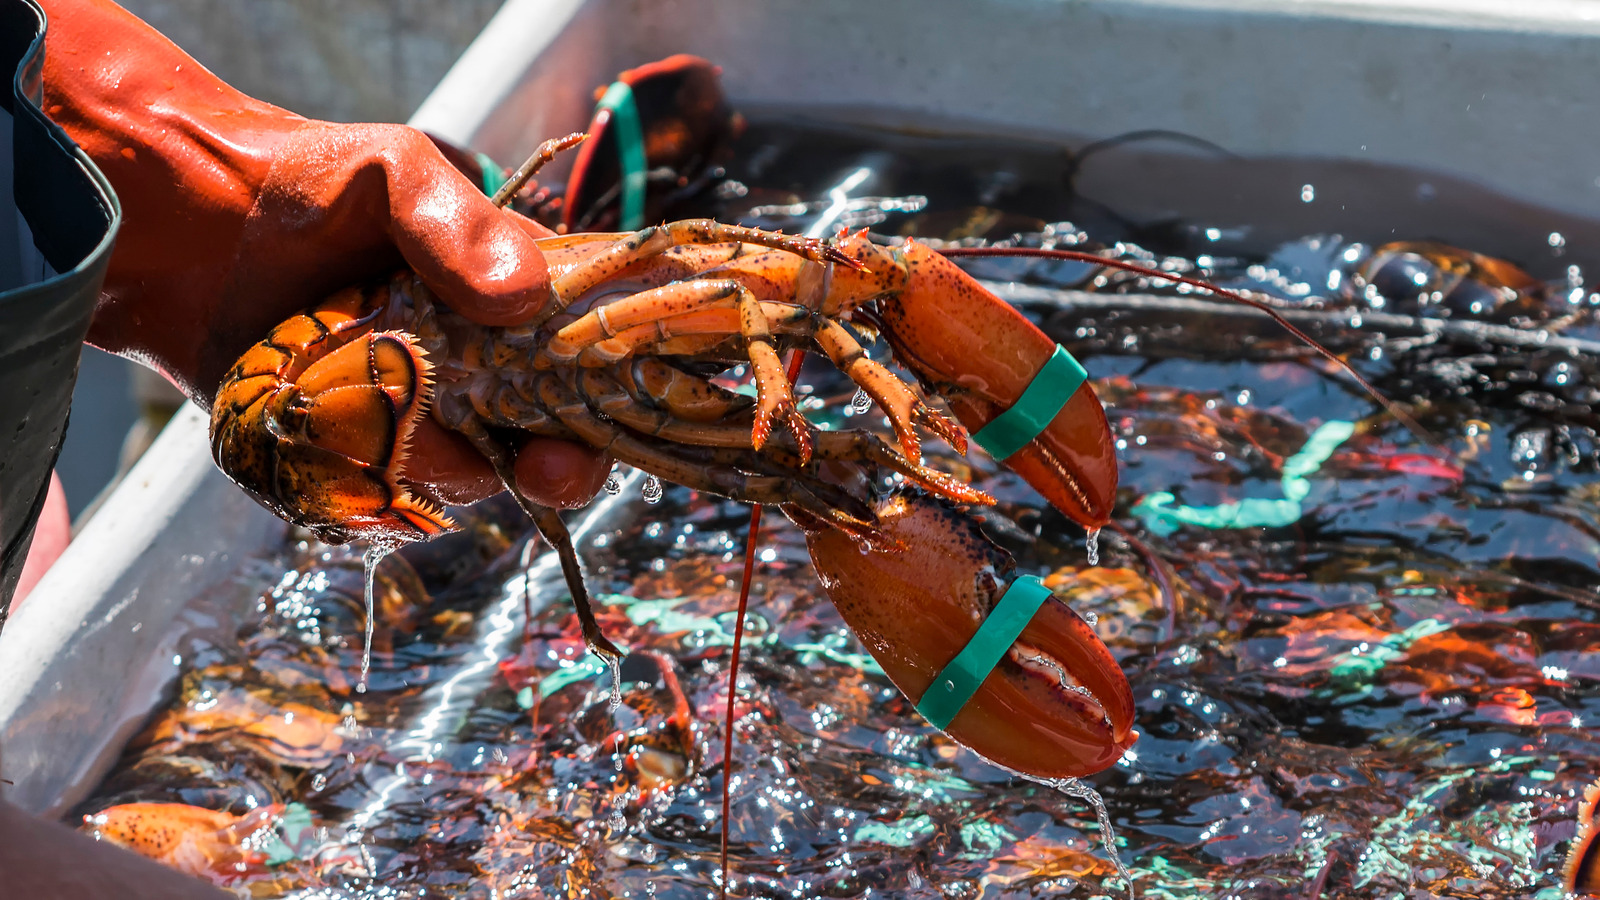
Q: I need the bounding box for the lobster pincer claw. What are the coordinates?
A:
[789,489,1136,780]
[562,55,743,232]
[873,238,1119,529]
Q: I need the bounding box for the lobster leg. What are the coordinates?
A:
[547,280,812,458]
[545,220,855,317]
[578,369,992,506]
[536,377,885,542]
[565,304,809,366]
[546,282,743,360]
[563,297,812,360]
[625,357,754,423]
[811,316,968,463]
[733,283,813,459]
[448,413,624,664]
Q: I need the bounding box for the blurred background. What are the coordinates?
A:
[56,0,506,518]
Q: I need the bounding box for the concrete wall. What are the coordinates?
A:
[56,0,506,516]
[119,0,506,123]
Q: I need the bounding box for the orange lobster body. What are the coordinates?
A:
[83,802,281,886]
[210,220,1133,779]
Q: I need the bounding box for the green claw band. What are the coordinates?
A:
[1130,420,1357,537]
[916,575,1053,731]
[972,345,1088,461]
[594,81,647,230]
[475,153,507,198]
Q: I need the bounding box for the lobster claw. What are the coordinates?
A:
[561,55,743,232]
[790,489,1136,779]
[876,239,1118,529]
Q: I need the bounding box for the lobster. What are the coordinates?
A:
[210,209,1135,783]
[210,119,1439,792]
[208,129,1457,900]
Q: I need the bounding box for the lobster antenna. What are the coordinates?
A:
[938,246,1437,446]
[720,348,808,900]
[491,132,588,209]
[721,505,760,900]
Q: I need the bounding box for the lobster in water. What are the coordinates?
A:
[209,133,1416,797]
[212,139,1146,795]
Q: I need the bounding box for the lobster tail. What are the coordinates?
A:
[210,304,454,546]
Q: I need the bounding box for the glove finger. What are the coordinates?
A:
[514,436,612,510]
[399,420,611,513]
[398,419,502,507]
[383,130,554,326]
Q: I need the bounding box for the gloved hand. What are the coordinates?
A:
[38,0,607,509]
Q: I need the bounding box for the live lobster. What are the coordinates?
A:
[210,174,1137,785]
[210,120,1433,802]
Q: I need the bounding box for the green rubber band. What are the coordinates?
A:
[1130,420,1357,537]
[972,345,1088,461]
[475,153,507,198]
[594,81,647,230]
[916,575,1053,731]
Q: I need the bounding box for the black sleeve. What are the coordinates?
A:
[0,0,120,620]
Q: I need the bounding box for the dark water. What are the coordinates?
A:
[74,121,1600,899]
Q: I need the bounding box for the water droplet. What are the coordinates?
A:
[642,475,663,504]
[311,773,327,791]
[1085,528,1101,567]
[850,388,872,414]
[1299,184,1315,203]
[1082,610,1099,627]
[606,654,623,712]
[1042,777,1136,900]
[358,544,392,694]
[603,466,622,495]
[613,732,626,772]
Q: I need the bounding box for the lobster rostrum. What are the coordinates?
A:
[210,147,1136,781]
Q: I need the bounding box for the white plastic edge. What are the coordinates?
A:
[410,0,590,145]
[0,406,283,814]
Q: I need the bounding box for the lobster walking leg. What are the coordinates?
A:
[578,370,991,505]
[546,282,746,359]
[812,316,968,463]
[448,412,624,663]
[625,357,755,423]
[544,219,856,320]
[549,280,812,457]
[570,304,809,366]
[537,377,886,541]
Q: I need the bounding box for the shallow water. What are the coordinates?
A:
[76,121,1600,899]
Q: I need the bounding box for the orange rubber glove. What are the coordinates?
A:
[37,0,607,509]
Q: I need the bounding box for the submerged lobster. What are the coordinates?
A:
[210,142,1136,782]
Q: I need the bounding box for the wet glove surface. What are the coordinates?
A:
[0,0,117,613]
[38,0,606,510]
